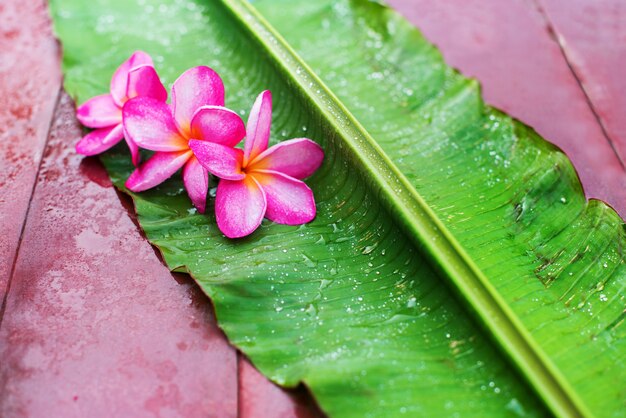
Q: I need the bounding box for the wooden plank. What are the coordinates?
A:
[537,0,626,164]
[386,0,626,219]
[0,0,61,294]
[239,357,324,418]
[0,94,238,417]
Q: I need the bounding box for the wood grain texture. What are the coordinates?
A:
[0,94,238,417]
[387,0,626,219]
[0,0,61,294]
[537,0,626,165]
[239,357,325,418]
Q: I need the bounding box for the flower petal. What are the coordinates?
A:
[76,94,121,128]
[190,106,245,147]
[125,135,141,167]
[110,50,153,106]
[171,66,225,136]
[252,170,316,225]
[125,150,192,192]
[249,138,324,179]
[182,156,210,214]
[244,90,272,165]
[123,97,188,151]
[188,139,245,181]
[216,176,267,239]
[75,124,124,156]
[126,65,167,101]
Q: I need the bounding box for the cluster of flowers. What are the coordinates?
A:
[75,51,324,238]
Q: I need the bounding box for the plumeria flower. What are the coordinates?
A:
[123,66,246,213]
[75,51,167,166]
[189,90,324,238]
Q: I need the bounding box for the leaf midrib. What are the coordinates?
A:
[219,0,591,416]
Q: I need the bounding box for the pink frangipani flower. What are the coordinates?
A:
[75,51,167,166]
[123,66,246,213]
[189,90,324,238]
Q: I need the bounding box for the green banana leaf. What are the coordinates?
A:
[50,0,625,416]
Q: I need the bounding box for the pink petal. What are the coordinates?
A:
[126,65,167,101]
[182,156,210,213]
[249,138,324,179]
[123,97,188,151]
[252,170,316,225]
[76,94,121,128]
[125,135,141,167]
[125,150,192,192]
[190,106,245,147]
[75,124,124,156]
[171,66,225,136]
[215,176,266,239]
[244,90,272,165]
[110,50,153,106]
[188,139,245,181]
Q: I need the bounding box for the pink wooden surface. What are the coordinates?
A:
[386,0,626,219]
[537,0,626,164]
[0,0,61,294]
[0,95,238,417]
[239,358,324,418]
[0,0,624,417]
